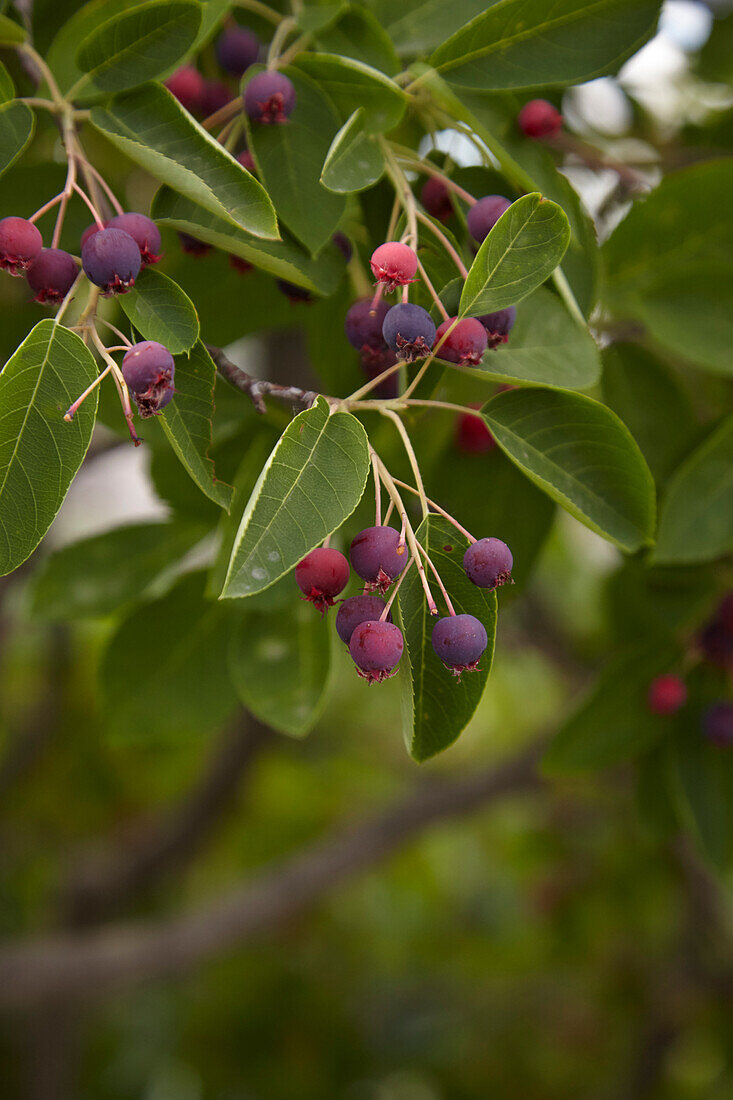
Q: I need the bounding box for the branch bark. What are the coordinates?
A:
[207,344,318,414]
[0,739,544,1010]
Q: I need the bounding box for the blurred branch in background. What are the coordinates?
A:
[0,738,544,1009]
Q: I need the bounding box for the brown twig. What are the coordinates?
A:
[207,343,319,413]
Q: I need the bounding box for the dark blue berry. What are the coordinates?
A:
[703,702,733,747]
[106,213,161,267]
[122,341,175,419]
[0,216,42,275]
[464,538,513,589]
[26,248,77,304]
[349,620,403,684]
[216,26,260,76]
[382,303,436,362]
[350,526,407,592]
[244,71,296,124]
[431,614,488,676]
[81,227,140,295]
[479,306,516,348]
[295,547,349,614]
[335,595,392,644]
[467,196,512,243]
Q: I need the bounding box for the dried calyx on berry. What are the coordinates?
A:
[295,547,349,614]
[0,217,42,275]
[382,303,436,362]
[434,317,488,366]
[244,71,296,124]
[479,306,516,349]
[349,620,404,684]
[26,249,78,304]
[370,242,418,292]
[106,213,161,267]
[82,227,141,296]
[464,538,513,590]
[122,341,175,418]
[350,526,407,594]
[431,614,488,678]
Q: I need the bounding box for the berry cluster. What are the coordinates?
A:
[645,593,732,747]
[295,530,512,685]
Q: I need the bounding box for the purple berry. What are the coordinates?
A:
[463,538,513,589]
[81,227,141,296]
[431,614,488,676]
[421,177,452,222]
[467,196,512,244]
[178,232,211,257]
[295,547,349,614]
[370,241,417,291]
[122,341,175,419]
[479,306,516,349]
[349,620,403,684]
[237,149,257,174]
[200,80,231,117]
[216,26,260,76]
[344,298,390,351]
[382,303,436,362]
[332,232,353,262]
[106,213,161,267]
[165,66,205,112]
[80,223,103,250]
[518,99,563,139]
[0,216,42,275]
[703,702,733,747]
[359,346,399,399]
[350,526,407,593]
[434,316,488,366]
[276,278,312,303]
[26,248,78,304]
[335,595,392,644]
[244,71,296,124]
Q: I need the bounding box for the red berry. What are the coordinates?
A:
[165,66,205,113]
[0,216,42,275]
[431,614,488,677]
[434,316,488,366]
[370,241,418,292]
[349,620,403,684]
[350,526,407,593]
[518,99,563,139]
[237,150,257,174]
[466,196,512,244]
[26,248,78,304]
[244,71,296,124]
[464,538,513,589]
[295,547,349,614]
[456,407,495,454]
[647,675,687,716]
[421,177,452,222]
[106,213,161,267]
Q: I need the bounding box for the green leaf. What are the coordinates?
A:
[119,267,199,353]
[482,386,656,551]
[0,61,15,103]
[469,287,600,390]
[670,716,733,869]
[90,84,278,239]
[0,321,98,577]
[46,0,158,94]
[228,602,332,737]
[320,108,385,194]
[159,341,234,512]
[296,3,345,34]
[100,572,238,742]
[316,5,400,74]
[430,0,662,91]
[293,53,407,133]
[222,397,369,599]
[654,416,733,566]
[374,0,487,56]
[544,642,684,773]
[243,66,345,256]
[0,13,26,44]
[151,186,346,295]
[697,10,733,84]
[29,520,206,619]
[603,160,733,375]
[75,0,201,93]
[459,193,570,317]
[0,101,35,180]
[398,515,497,762]
[602,343,697,484]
